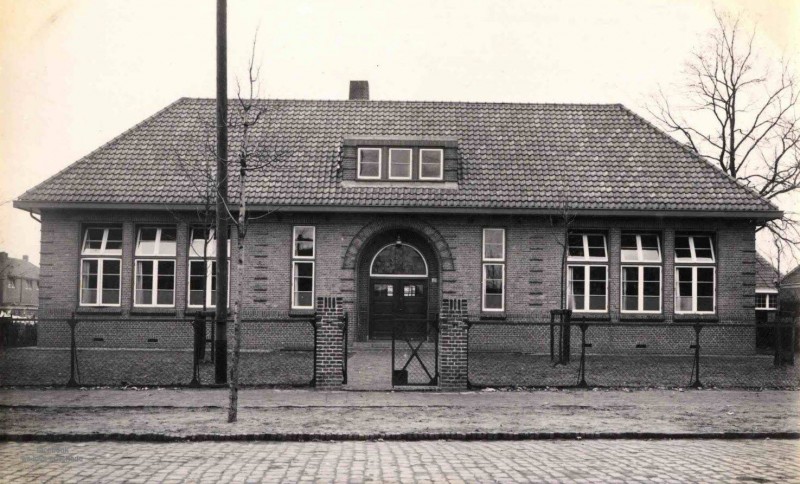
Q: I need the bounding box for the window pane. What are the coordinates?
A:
[136,261,154,304]
[295,292,312,307]
[589,266,606,281]
[389,149,411,178]
[697,297,714,312]
[485,264,503,280]
[137,228,158,255]
[643,296,660,311]
[567,234,584,258]
[403,285,416,297]
[620,234,637,250]
[105,228,123,252]
[676,267,692,286]
[158,228,177,256]
[371,245,427,275]
[755,294,767,308]
[589,296,606,311]
[359,149,380,178]
[643,280,660,297]
[294,227,315,257]
[374,284,393,297]
[484,294,503,309]
[81,260,99,304]
[296,262,313,277]
[697,267,714,283]
[643,267,660,282]
[623,296,639,311]
[483,229,504,260]
[675,236,692,260]
[640,235,660,261]
[420,150,443,179]
[586,235,607,259]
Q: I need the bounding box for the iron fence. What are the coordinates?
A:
[0,312,316,388]
[466,315,798,389]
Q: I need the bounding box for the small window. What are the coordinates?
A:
[404,284,424,297]
[136,227,177,256]
[621,234,662,262]
[292,261,315,309]
[135,260,176,307]
[389,148,412,180]
[755,292,777,310]
[189,227,230,258]
[419,149,443,180]
[567,234,607,261]
[482,263,505,311]
[188,260,228,308]
[482,228,505,261]
[357,148,381,179]
[24,280,33,290]
[675,266,715,313]
[82,227,122,256]
[675,235,715,263]
[621,266,662,313]
[374,284,393,297]
[7,278,15,289]
[80,259,121,306]
[293,226,316,259]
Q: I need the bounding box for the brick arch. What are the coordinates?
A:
[342,217,455,271]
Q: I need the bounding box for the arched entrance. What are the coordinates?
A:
[356,229,440,341]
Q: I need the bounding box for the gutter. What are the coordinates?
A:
[13,200,783,221]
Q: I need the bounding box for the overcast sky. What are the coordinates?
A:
[1,0,798,268]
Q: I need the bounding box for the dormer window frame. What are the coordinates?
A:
[419,148,444,181]
[388,148,413,180]
[357,147,382,180]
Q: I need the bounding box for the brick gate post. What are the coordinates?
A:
[315,296,345,389]
[439,298,469,389]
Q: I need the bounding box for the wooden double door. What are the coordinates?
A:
[369,278,429,339]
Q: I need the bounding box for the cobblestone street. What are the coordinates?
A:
[1,439,798,483]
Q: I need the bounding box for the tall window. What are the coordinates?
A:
[389,148,412,180]
[187,228,229,308]
[134,227,176,307]
[357,148,381,179]
[621,233,662,313]
[80,226,122,306]
[419,149,443,180]
[482,228,505,311]
[567,233,608,312]
[675,235,716,314]
[292,226,315,309]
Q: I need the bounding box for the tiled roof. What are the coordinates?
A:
[2,257,39,280]
[756,254,779,291]
[16,97,779,215]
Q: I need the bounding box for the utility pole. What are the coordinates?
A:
[214,0,229,384]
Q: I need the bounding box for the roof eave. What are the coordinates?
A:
[14,200,784,221]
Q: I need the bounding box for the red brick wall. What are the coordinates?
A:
[37,209,757,354]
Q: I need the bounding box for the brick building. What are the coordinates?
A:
[0,252,39,318]
[14,82,782,377]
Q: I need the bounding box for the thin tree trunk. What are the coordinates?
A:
[228,169,246,423]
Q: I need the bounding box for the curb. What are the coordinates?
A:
[2,432,799,443]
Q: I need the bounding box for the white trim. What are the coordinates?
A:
[134,258,176,307]
[79,257,122,307]
[482,228,506,262]
[674,235,715,263]
[369,243,429,278]
[674,266,716,314]
[388,148,413,180]
[621,234,662,263]
[567,233,608,262]
[292,226,316,259]
[755,292,777,311]
[482,263,505,312]
[291,260,315,309]
[418,148,444,181]
[755,288,779,294]
[189,227,231,258]
[135,227,177,257]
[620,265,662,314]
[567,264,608,313]
[357,147,382,180]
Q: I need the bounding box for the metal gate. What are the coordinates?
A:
[391,316,438,386]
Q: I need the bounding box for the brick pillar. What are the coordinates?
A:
[315,296,345,389]
[439,298,469,389]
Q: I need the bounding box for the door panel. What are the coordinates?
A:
[370,279,428,339]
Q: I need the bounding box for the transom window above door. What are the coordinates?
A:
[370,243,428,277]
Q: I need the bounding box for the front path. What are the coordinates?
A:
[2,440,799,483]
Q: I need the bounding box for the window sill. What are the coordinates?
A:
[571,314,611,322]
[673,314,719,323]
[480,312,506,320]
[620,314,666,322]
[130,308,177,316]
[289,309,316,318]
[75,307,123,316]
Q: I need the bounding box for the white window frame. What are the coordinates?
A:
[357,147,382,180]
[81,227,123,256]
[567,264,609,313]
[621,234,662,263]
[388,148,413,180]
[674,266,716,314]
[482,228,506,262]
[292,226,316,259]
[7,278,15,289]
[418,148,444,181]
[755,290,778,311]
[134,259,176,307]
[620,265,662,314]
[369,243,429,278]
[482,263,505,312]
[79,257,122,307]
[187,259,230,309]
[291,260,315,310]
[135,227,177,257]
[189,227,230,259]
[567,233,608,262]
[674,235,715,263]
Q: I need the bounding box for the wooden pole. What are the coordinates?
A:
[214,0,229,384]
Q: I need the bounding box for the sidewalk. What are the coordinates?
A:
[1,388,798,441]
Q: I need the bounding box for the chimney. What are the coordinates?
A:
[0,252,7,263]
[349,81,369,100]
[22,255,28,262]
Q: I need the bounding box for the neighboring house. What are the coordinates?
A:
[13,81,783,355]
[781,265,800,317]
[0,252,39,318]
[754,254,780,352]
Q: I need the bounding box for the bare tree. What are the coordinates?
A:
[650,10,800,264]
[549,200,576,364]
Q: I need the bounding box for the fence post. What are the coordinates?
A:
[577,323,589,387]
[0,315,9,350]
[773,318,782,367]
[67,314,79,387]
[190,312,203,387]
[310,315,318,387]
[341,311,348,385]
[689,323,702,388]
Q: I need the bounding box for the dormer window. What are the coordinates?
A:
[389,149,412,180]
[357,148,381,179]
[419,149,443,180]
